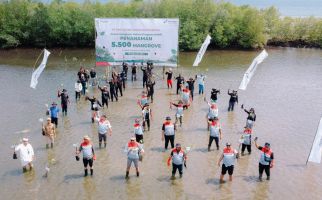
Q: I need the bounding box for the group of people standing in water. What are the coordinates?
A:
[13,62,274,183]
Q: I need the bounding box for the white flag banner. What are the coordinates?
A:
[193,34,211,67]
[308,117,322,164]
[30,49,51,89]
[238,49,268,90]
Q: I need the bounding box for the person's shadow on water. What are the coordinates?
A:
[63,174,84,183]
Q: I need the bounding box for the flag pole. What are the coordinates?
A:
[32,49,44,72]
[306,116,322,165]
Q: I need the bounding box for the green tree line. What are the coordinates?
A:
[0,0,321,49]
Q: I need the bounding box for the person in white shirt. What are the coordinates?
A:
[75,80,83,101]
[95,114,112,148]
[14,138,35,172]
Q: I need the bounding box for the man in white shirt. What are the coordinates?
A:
[95,115,112,148]
[14,138,35,172]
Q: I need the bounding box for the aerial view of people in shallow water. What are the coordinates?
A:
[1,0,322,200]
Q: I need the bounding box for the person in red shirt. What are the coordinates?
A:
[254,138,274,181]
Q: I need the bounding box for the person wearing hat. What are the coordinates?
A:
[98,85,110,109]
[77,136,96,177]
[207,117,222,151]
[167,143,187,179]
[42,117,56,148]
[170,100,184,127]
[142,104,152,131]
[241,104,256,129]
[14,138,35,172]
[186,77,195,100]
[74,79,83,101]
[94,114,112,148]
[58,89,70,116]
[49,102,59,127]
[254,138,274,181]
[125,137,144,178]
[217,142,239,183]
[138,91,148,109]
[162,116,176,150]
[133,119,144,143]
[227,89,238,111]
[165,68,173,89]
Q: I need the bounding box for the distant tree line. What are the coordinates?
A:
[0,0,321,49]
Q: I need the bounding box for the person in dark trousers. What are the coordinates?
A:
[210,88,220,103]
[90,68,97,86]
[141,65,148,88]
[162,116,176,150]
[142,104,152,131]
[85,96,102,123]
[131,63,137,81]
[241,105,256,129]
[208,117,222,151]
[98,85,110,109]
[108,79,118,102]
[240,127,252,155]
[175,74,184,95]
[217,143,239,183]
[227,89,238,111]
[147,78,155,103]
[58,89,69,116]
[120,71,126,90]
[186,77,195,100]
[116,74,123,96]
[76,135,96,177]
[165,68,173,89]
[254,138,274,181]
[122,62,128,79]
[79,73,87,95]
[167,143,187,179]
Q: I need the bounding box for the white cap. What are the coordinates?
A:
[22,138,29,142]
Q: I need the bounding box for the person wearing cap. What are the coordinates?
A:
[227,89,238,111]
[205,98,219,130]
[74,79,83,101]
[241,127,252,155]
[77,136,96,177]
[241,105,256,129]
[208,117,222,151]
[49,102,60,127]
[254,138,274,181]
[98,85,110,109]
[125,137,144,178]
[186,77,195,100]
[196,74,206,95]
[165,68,173,89]
[58,89,70,116]
[86,96,102,123]
[170,100,184,127]
[162,116,176,150]
[42,117,56,148]
[134,119,144,143]
[167,143,187,179]
[181,86,192,107]
[142,104,152,131]
[217,143,239,183]
[14,138,35,172]
[95,114,112,148]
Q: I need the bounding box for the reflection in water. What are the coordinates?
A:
[0,48,322,199]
